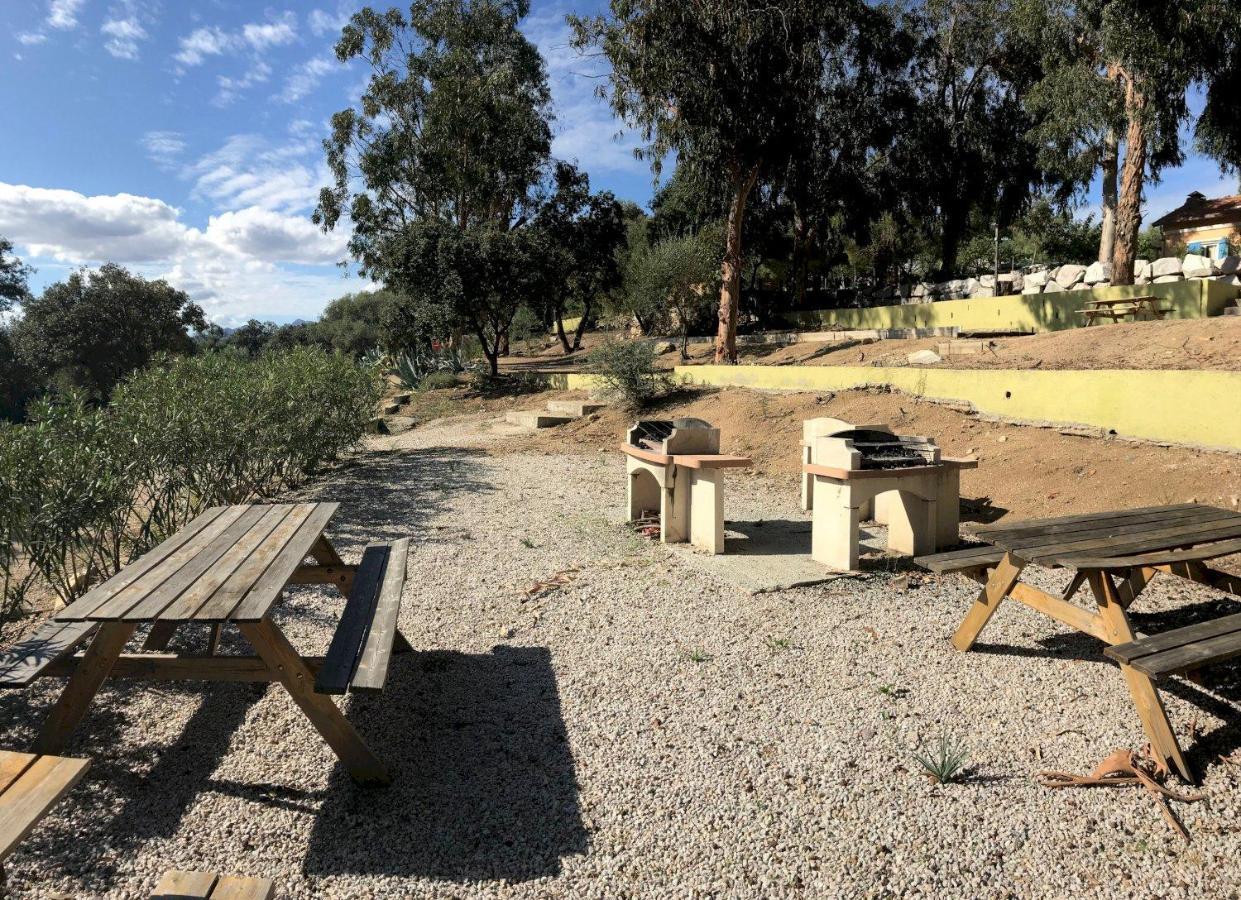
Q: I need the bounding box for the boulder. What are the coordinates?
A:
[1055,264,1086,287]
[1069,282,1093,292]
[1083,261,1111,285]
[1153,274,1182,284]
[1218,255,1241,275]
[1215,274,1241,287]
[1025,269,1049,288]
[1151,256,1182,278]
[1182,254,1214,278]
[965,277,989,298]
[1021,283,1041,296]
[911,282,930,298]
[1133,259,1152,280]
[907,349,942,365]
[1041,279,1065,293]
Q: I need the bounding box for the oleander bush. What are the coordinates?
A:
[0,348,380,622]
[587,339,669,410]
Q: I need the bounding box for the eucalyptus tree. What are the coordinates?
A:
[314,0,553,373]
[572,0,865,364]
[534,162,628,353]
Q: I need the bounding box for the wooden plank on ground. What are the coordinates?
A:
[230,503,339,622]
[314,544,388,695]
[151,869,217,898]
[351,538,409,694]
[207,874,275,900]
[193,504,318,623]
[0,620,97,688]
[157,505,295,621]
[56,507,230,620]
[118,507,270,622]
[0,754,90,860]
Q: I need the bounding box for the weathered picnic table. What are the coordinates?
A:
[1079,295,1171,325]
[916,503,1241,782]
[0,503,410,785]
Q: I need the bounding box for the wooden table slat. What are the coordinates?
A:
[155,505,297,622]
[230,503,340,622]
[191,504,319,622]
[0,754,90,860]
[977,505,1228,547]
[1057,536,1241,570]
[0,751,37,795]
[1025,518,1241,567]
[56,507,230,621]
[1108,612,1241,664]
[0,620,97,688]
[116,507,271,622]
[1128,627,1241,679]
[973,503,1202,538]
[999,508,1241,555]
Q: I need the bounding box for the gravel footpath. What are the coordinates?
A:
[4,412,1241,898]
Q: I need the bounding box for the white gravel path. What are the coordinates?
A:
[4,412,1241,898]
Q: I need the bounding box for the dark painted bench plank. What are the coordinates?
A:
[314,544,389,696]
[0,620,97,688]
[914,546,1005,573]
[351,538,409,694]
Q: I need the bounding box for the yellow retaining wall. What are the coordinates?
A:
[556,366,1241,451]
[781,279,1237,333]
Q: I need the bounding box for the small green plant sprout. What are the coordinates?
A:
[912,732,970,785]
[519,537,536,549]
[684,648,714,663]
[877,683,908,698]
[765,636,791,652]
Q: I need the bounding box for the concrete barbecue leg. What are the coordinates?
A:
[886,490,938,557]
[811,478,861,571]
[689,468,725,555]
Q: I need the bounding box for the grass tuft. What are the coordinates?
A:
[912,732,970,784]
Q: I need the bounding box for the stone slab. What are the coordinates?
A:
[546,400,606,417]
[505,410,574,428]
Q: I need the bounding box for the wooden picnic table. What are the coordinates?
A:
[1079,295,1170,325]
[917,503,1241,782]
[0,503,411,785]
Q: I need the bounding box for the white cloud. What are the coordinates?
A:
[101,16,147,59]
[520,8,645,176]
[277,56,336,103]
[174,12,297,67]
[47,0,85,30]
[141,130,186,169]
[188,133,330,214]
[0,181,355,324]
[215,61,272,107]
[309,3,356,37]
[17,32,48,45]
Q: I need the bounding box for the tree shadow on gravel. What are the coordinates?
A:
[307,446,495,555]
[303,645,587,883]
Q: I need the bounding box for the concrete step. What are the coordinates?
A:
[1224,305,1239,316]
[505,410,575,428]
[546,400,606,417]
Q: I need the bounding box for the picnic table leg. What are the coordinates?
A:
[950,553,1024,651]
[237,617,389,785]
[33,621,137,755]
[1087,571,1193,782]
[1114,566,1156,608]
[142,620,180,651]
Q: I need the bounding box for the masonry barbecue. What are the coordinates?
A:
[801,417,976,570]
[621,418,750,555]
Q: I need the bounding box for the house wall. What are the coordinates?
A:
[1163,223,1241,255]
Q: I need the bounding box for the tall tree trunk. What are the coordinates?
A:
[939,200,965,280]
[789,205,810,307]
[1111,78,1147,286]
[1098,127,1119,264]
[554,308,572,354]
[714,165,759,365]
[572,297,592,351]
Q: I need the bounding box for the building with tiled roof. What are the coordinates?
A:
[1152,191,1241,261]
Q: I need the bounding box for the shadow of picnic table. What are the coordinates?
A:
[303,644,587,883]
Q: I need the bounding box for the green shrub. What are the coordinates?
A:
[419,370,459,391]
[0,348,381,620]
[588,339,668,409]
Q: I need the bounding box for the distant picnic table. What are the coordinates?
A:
[0,503,410,785]
[917,503,1241,782]
[1079,295,1171,325]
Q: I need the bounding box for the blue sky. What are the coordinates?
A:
[0,1,1235,326]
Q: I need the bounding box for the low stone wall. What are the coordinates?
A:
[892,253,1241,304]
[778,278,1236,333]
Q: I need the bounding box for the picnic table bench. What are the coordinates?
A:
[1079,295,1171,325]
[0,503,411,785]
[916,503,1241,782]
[0,750,90,888]
[151,869,274,900]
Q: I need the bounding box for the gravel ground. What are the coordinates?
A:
[4,412,1241,898]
